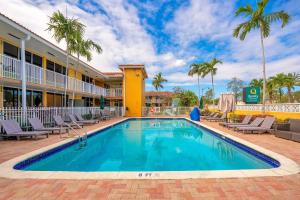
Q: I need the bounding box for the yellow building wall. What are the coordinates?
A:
[233,110,300,120]
[68,68,82,100]
[123,68,145,117]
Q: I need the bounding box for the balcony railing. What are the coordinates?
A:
[106,88,122,97]
[0,54,114,97]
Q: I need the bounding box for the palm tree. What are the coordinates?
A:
[266,78,276,103]
[47,10,85,107]
[69,30,102,106]
[233,0,290,111]
[188,63,204,99]
[270,73,286,102]
[249,78,263,89]
[152,73,167,91]
[284,73,300,103]
[198,58,222,104]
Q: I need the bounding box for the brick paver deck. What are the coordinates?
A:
[0,118,299,200]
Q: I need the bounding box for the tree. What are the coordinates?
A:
[227,77,244,102]
[198,58,222,104]
[270,73,286,102]
[266,78,276,103]
[69,28,102,106]
[204,88,213,103]
[249,78,263,89]
[188,63,204,99]
[152,72,167,91]
[47,10,85,106]
[172,89,198,107]
[284,73,300,103]
[233,0,290,111]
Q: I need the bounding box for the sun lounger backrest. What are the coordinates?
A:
[212,113,219,118]
[0,120,22,134]
[289,119,300,132]
[68,114,77,122]
[75,113,84,121]
[53,115,64,126]
[241,115,252,124]
[249,117,264,127]
[260,116,275,129]
[28,118,44,130]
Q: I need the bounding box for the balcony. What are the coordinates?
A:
[105,88,122,97]
[0,54,110,97]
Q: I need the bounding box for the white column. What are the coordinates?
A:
[21,39,26,111]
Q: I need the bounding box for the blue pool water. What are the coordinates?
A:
[18,119,278,171]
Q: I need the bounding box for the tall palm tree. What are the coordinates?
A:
[69,30,102,106]
[270,73,286,102]
[198,58,222,104]
[152,72,167,91]
[284,73,300,103]
[188,63,204,99]
[266,78,276,103]
[233,0,290,111]
[47,10,85,107]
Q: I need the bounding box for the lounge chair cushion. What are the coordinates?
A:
[28,118,45,130]
[275,131,292,140]
[292,132,300,142]
[290,119,300,132]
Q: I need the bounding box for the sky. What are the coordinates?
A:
[0,0,299,97]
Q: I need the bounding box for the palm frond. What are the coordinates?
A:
[264,11,290,28]
[260,19,270,38]
[235,5,253,16]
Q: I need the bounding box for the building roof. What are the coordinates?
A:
[102,72,123,76]
[145,91,173,97]
[119,64,148,78]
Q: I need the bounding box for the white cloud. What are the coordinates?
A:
[0,0,181,73]
[165,0,233,47]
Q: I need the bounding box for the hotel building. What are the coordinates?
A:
[0,13,147,117]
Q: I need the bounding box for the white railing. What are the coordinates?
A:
[207,103,300,113]
[26,63,43,84]
[0,106,123,128]
[1,54,107,97]
[106,88,122,97]
[235,103,300,113]
[142,106,192,117]
[0,54,21,80]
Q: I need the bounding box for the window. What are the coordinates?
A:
[3,87,18,107]
[82,97,93,107]
[33,54,43,67]
[46,92,66,107]
[46,60,55,71]
[82,75,93,83]
[3,42,18,58]
[47,93,55,107]
[32,91,42,106]
[25,51,32,63]
[26,90,32,107]
[55,63,62,73]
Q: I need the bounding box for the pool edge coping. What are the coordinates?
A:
[0,117,298,180]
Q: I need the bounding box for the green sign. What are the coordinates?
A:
[243,87,260,104]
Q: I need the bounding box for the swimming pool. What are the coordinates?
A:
[15,118,279,172]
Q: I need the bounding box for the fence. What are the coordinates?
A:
[208,103,300,113]
[142,107,192,117]
[0,106,123,129]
